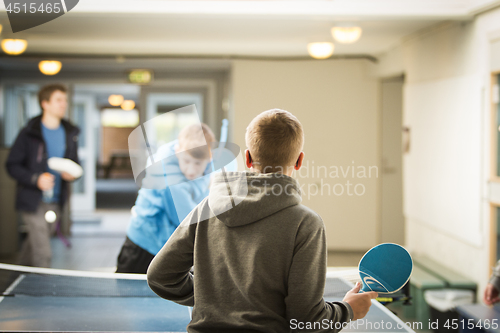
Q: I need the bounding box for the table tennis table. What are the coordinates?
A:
[0,264,415,332]
[456,303,500,333]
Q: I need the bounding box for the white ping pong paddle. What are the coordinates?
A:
[48,157,83,179]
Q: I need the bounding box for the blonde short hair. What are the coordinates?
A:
[245,109,304,173]
[178,123,216,159]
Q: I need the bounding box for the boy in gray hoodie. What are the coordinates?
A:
[147,109,377,332]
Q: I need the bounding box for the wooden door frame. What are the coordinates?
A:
[490,71,500,276]
[490,71,500,182]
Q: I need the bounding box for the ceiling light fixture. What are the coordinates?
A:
[331,26,362,44]
[39,61,62,75]
[1,39,28,55]
[307,42,334,59]
[108,94,124,106]
[121,100,136,111]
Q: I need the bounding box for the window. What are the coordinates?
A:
[101,108,139,128]
[1,85,40,147]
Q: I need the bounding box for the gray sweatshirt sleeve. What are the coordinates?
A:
[147,216,197,307]
[490,260,500,290]
[285,217,353,332]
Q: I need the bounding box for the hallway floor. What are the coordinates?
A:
[52,209,129,272]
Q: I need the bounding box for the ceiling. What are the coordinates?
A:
[0,57,232,72]
[0,14,440,58]
[0,0,497,59]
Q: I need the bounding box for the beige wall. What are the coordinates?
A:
[397,10,500,299]
[231,59,379,251]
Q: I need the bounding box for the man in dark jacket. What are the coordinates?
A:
[5,84,80,268]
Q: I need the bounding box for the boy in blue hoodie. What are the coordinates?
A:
[116,123,216,274]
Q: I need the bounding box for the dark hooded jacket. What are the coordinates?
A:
[147,171,353,333]
[5,115,80,212]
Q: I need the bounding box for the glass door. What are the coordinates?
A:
[71,94,96,213]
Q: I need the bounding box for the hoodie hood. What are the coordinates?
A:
[208,171,302,228]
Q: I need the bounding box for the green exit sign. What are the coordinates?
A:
[128,70,153,84]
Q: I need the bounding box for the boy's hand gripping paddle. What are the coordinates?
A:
[358,243,413,293]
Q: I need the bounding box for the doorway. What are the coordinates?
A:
[380,76,405,244]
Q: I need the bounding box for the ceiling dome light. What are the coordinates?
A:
[121,100,136,111]
[307,42,334,59]
[331,26,362,44]
[1,39,28,55]
[108,94,124,106]
[39,61,62,75]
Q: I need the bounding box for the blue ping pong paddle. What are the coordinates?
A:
[358,243,413,293]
